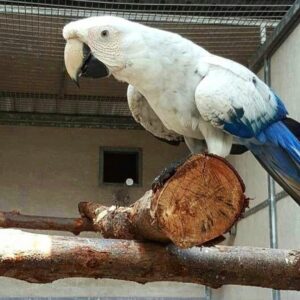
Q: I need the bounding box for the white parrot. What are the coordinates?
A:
[63,16,300,204]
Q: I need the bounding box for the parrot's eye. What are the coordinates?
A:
[101,30,109,38]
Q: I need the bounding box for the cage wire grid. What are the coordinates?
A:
[0,1,295,120]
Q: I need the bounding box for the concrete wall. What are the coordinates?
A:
[0,125,207,297]
[0,126,189,217]
[212,23,300,300]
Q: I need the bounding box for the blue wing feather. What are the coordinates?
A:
[223,90,288,139]
[246,120,300,204]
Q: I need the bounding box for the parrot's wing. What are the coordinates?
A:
[127,85,183,145]
[195,55,287,139]
[195,56,300,204]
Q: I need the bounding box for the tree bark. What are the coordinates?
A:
[0,229,299,290]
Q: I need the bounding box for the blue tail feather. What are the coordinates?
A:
[247,121,300,205]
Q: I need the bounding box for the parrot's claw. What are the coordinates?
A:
[151,165,177,193]
[151,156,190,192]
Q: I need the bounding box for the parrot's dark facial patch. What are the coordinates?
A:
[79,44,109,79]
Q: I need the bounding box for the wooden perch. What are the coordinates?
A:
[0,211,94,235]
[0,154,247,248]
[0,154,298,290]
[0,229,299,290]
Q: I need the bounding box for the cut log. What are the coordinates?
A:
[150,154,247,247]
[80,154,247,248]
[0,229,299,290]
[0,154,247,248]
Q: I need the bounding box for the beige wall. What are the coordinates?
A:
[0,125,207,297]
[0,126,189,216]
[212,23,300,300]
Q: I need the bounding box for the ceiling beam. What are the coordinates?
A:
[0,112,142,130]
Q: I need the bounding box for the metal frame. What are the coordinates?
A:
[205,286,212,300]
[243,191,287,219]
[263,56,279,250]
[263,54,281,300]
[1,4,281,27]
[249,0,300,72]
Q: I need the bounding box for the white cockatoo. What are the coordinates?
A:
[63,16,300,204]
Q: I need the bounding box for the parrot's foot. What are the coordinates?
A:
[151,164,177,192]
[151,154,192,192]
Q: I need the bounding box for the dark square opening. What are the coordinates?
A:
[102,150,140,185]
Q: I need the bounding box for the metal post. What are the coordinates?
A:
[205,286,212,300]
[264,57,280,300]
[268,176,278,249]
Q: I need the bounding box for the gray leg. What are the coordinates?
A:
[185,135,249,155]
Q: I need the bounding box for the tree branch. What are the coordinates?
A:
[0,229,299,290]
[0,211,94,235]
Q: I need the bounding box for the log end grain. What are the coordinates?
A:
[151,154,247,248]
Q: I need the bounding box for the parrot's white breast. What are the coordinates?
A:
[144,89,206,140]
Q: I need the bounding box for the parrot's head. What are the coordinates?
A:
[63,16,148,86]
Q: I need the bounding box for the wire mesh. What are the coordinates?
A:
[0,1,295,118]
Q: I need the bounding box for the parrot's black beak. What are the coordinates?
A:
[79,44,110,80]
[64,39,110,88]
